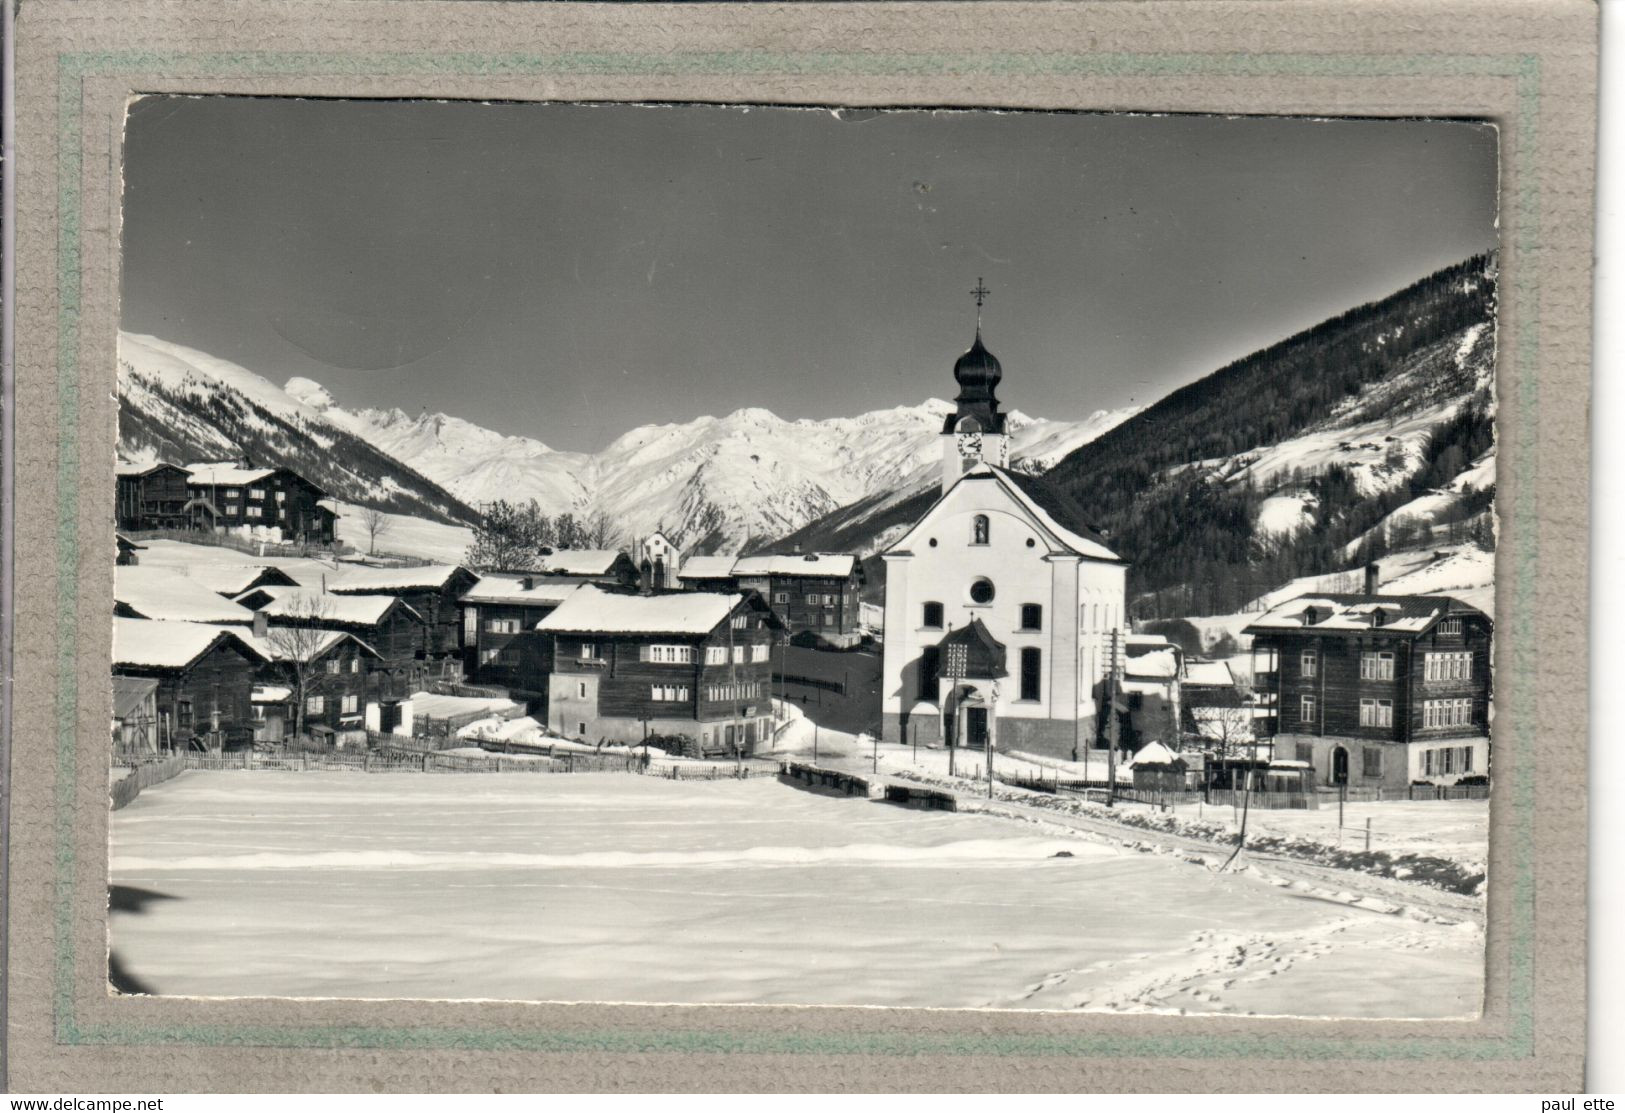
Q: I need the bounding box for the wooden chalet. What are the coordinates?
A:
[674,554,740,593]
[115,462,192,532]
[184,460,336,545]
[1244,571,1492,788]
[456,574,583,703]
[249,628,381,746]
[537,585,784,755]
[524,549,640,588]
[731,552,865,647]
[112,617,269,751]
[233,586,429,700]
[329,563,478,668]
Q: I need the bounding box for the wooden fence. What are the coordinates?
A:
[1322,784,1491,803]
[122,528,349,561]
[110,756,187,810]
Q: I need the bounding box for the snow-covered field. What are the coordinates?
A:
[332,509,474,565]
[1164,799,1488,875]
[110,771,1482,1016]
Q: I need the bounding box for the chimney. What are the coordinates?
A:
[1364,562,1380,597]
[252,610,268,640]
[520,575,534,591]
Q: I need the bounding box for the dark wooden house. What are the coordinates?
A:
[251,628,381,746]
[732,553,864,647]
[1244,579,1492,788]
[112,617,269,751]
[330,563,478,669]
[675,554,741,593]
[115,462,192,532]
[456,574,585,704]
[184,461,335,545]
[538,586,784,755]
[234,586,429,701]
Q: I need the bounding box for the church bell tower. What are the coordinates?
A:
[941,277,1010,495]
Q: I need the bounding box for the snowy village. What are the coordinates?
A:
[106,101,1498,1017]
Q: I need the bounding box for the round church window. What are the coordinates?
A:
[1025,538,1036,548]
[969,578,995,605]
[928,538,938,547]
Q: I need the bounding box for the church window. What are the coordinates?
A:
[1020,604,1042,631]
[969,578,995,605]
[957,416,981,433]
[971,515,990,545]
[922,602,944,629]
[1020,648,1042,701]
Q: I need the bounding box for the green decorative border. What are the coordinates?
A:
[52,49,1540,1058]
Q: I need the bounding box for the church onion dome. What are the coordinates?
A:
[953,330,1003,398]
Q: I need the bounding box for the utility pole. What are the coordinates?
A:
[1106,629,1121,807]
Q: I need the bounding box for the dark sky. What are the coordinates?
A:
[120,98,1498,452]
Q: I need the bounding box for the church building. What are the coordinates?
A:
[879,282,1129,760]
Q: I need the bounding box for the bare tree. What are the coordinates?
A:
[263,593,338,741]
[359,506,392,556]
[580,508,626,550]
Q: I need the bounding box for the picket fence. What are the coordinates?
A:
[110,756,187,810]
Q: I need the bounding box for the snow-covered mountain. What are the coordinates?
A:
[118,334,479,525]
[287,376,1134,552]
[120,332,1134,553]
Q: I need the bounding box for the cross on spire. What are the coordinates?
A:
[970,277,990,332]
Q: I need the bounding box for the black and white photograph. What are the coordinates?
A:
[106,98,1499,1019]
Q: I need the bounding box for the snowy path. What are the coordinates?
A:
[109,771,1482,1017]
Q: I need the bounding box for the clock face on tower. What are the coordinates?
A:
[957,432,983,461]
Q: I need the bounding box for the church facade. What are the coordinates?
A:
[880,293,1129,761]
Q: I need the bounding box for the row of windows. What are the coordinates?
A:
[1301,695,1476,729]
[305,694,360,715]
[921,601,1042,631]
[1300,649,1474,683]
[706,682,761,702]
[1425,651,1474,681]
[1422,745,1476,775]
[772,592,842,606]
[486,617,523,635]
[645,645,695,664]
[651,684,690,702]
[322,657,363,674]
[1424,698,1474,729]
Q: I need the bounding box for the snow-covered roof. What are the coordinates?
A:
[1183,659,1236,688]
[539,550,627,576]
[244,627,380,664]
[184,462,280,486]
[115,567,259,624]
[676,555,740,581]
[116,461,186,478]
[251,685,293,704]
[328,563,473,593]
[1129,741,1182,766]
[888,464,1121,563]
[1124,647,1180,680]
[732,553,858,578]
[235,586,420,627]
[175,564,296,597]
[1125,633,1173,649]
[1269,759,1313,769]
[408,691,524,721]
[1243,591,1486,636]
[537,585,745,636]
[112,617,269,670]
[460,574,583,608]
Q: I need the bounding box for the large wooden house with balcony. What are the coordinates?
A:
[115,462,193,532]
[248,628,382,746]
[183,461,335,545]
[1243,575,1492,788]
[536,585,784,755]
[731,553,865,647]
[455,574,583,705]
